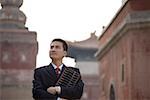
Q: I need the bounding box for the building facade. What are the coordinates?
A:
[95,0,150,100]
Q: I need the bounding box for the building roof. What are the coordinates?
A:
[67,32,99,49]
[66,32,99,60]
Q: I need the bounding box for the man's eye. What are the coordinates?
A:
[56,46,60,49]
[50,46,54,49]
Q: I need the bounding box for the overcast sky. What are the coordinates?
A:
[20,0,122,67]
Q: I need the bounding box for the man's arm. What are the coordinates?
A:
[32,69,57,99]
[57,68,84,99]
[58,79,84,99]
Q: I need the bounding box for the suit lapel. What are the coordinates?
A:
[60,64,66,75]
[48,63,57,77]
[44,64,57,85]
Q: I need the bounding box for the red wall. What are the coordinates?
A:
[97,0,150,100]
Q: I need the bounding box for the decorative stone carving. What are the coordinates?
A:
[0,0,26,29]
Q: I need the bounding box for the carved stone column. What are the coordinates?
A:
[0,0,38,100]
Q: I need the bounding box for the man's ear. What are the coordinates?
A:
[64,51,67,56]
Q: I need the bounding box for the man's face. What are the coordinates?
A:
[49,41,66,60]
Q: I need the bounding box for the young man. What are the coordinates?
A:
[32,38,84,100]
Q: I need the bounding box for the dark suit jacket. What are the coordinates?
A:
[32,63,84,100]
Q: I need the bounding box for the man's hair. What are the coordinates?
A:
[51,38,68,51]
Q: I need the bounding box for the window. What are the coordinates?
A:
[121,64,125,82]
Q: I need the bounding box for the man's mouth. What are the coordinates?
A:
[51,52,57,55]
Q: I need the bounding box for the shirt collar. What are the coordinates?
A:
[51,63,63,70]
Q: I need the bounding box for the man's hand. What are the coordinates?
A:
[47,87,57,95]
[47,86,61,95]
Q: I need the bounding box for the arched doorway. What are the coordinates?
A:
[109,85,115,100]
